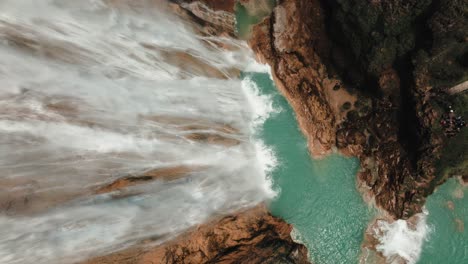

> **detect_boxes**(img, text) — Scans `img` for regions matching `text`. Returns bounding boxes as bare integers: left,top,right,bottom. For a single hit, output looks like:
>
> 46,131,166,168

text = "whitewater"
0,1,276,263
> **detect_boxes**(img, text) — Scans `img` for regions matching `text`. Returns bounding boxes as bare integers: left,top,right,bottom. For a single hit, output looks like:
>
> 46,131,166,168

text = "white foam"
374,210,430,264
240,77,277,130
253,141,277,198
244,56,272,73
239,75,278,199
0,120,159,153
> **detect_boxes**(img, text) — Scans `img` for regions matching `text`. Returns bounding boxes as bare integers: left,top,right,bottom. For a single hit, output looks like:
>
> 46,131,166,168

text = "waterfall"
0,1,275,263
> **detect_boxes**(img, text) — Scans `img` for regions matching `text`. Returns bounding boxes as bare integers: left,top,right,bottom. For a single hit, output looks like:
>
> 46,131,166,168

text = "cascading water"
373,211,430,264
0,1,276,263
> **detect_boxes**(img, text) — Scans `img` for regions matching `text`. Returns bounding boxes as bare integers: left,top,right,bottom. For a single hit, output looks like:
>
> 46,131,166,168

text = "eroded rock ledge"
249,0,338,157
82,205,310,264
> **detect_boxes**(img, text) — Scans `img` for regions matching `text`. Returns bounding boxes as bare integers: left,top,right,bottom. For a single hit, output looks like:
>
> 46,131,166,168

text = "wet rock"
179,1,236,35
184,132,240,146
82,205,311,264
95,166,203,194
169,0,237,37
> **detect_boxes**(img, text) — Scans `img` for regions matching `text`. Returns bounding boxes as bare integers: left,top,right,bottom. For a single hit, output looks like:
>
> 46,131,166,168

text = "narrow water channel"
242,72,373,263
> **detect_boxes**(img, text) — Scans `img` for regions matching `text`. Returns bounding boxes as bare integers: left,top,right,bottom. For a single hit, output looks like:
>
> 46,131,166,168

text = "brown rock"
171,1,237,37
178,0,237,13
248,0,341,157
184,132,240,146
378,68,400,98
82,205,311,264
95,166,204,194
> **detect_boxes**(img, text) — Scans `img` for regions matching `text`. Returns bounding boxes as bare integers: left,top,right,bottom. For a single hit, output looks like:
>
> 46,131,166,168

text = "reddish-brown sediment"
82,205,311,264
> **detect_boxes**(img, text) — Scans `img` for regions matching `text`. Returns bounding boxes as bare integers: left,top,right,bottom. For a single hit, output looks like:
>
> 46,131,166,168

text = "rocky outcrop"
249,0,412,209
249,0,467,219
249,0,341,156
176,0,237,12
169,0,237,36
323,0,467,218
82,205,311,264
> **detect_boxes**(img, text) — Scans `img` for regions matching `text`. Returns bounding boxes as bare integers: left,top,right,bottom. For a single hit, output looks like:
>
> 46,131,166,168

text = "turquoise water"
243,72,373,263
419,179,468,264
234,1,275,39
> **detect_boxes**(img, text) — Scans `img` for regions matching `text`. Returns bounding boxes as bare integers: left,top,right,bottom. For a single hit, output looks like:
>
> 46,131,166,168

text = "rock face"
249,0,340,156
326,0,467,219
169,0,237,36
249,0,467,219
177,0,237,12
83,206,311,264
